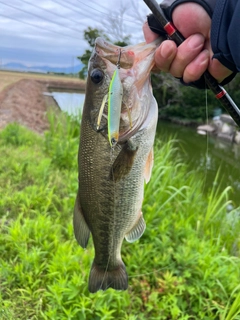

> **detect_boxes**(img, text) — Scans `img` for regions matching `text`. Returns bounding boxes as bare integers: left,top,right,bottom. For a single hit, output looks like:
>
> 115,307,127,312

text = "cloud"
0,0,149,67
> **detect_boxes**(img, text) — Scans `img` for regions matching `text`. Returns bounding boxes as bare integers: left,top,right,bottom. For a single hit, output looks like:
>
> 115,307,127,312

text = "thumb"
143,21,159,43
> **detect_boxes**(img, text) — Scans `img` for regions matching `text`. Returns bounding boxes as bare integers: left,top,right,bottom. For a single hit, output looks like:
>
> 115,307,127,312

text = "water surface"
157,121,240,207
52,92,85,116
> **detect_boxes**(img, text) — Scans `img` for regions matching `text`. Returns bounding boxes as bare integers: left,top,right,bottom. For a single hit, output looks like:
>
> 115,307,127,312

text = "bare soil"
0,71,85,134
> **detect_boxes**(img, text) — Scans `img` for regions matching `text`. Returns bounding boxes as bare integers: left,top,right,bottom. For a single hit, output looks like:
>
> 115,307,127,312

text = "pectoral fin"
109,140,138,182
125,212,146,243
144,147,154,183
73,193,90,248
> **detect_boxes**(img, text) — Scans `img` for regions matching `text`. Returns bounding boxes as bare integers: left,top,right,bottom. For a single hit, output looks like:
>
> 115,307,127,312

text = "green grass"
0,114,240,319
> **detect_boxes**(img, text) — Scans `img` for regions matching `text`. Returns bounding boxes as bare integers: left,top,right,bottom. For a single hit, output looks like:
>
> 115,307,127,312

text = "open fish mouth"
95,37,136,70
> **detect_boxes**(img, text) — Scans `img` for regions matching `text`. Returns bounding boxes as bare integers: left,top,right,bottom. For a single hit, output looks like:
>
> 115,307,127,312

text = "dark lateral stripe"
164,22,176,37
216,89,226,99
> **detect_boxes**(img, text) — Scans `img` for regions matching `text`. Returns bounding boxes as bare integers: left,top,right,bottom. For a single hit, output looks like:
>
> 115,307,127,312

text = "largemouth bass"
74,37,162,293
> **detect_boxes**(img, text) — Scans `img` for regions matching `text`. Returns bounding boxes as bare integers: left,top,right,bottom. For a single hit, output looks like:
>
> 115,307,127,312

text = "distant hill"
1,62,83,74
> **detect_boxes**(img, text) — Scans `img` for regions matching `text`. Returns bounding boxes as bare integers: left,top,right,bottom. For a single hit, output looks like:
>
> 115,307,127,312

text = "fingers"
143,3,233,84
182,50,209,83
154,33,207,81
169,34,206,78
154,40,177,72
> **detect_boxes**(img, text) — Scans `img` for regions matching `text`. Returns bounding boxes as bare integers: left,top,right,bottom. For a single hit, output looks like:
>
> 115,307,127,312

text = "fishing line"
92,107,111,291
99,48,124,290
202,86,209,192
100,251,111,291
97,134,118,291
98,146,117,291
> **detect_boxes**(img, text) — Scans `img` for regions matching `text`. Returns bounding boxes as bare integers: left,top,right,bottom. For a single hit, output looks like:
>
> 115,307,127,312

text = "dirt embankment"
0,76,85,134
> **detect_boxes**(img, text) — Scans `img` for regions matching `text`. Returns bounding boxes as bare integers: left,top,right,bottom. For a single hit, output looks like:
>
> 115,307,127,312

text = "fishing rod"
143,0,240,128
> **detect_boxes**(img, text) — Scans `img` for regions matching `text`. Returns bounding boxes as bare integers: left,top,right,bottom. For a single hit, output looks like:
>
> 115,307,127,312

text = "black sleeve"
211,0,240,73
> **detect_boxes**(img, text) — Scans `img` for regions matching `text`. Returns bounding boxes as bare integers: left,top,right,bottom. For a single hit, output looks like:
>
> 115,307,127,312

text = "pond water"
52,92,85,116
157,121,240,207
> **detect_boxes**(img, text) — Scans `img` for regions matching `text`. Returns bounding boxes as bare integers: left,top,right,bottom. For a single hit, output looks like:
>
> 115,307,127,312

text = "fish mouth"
95,37,136,69
93,37,161,143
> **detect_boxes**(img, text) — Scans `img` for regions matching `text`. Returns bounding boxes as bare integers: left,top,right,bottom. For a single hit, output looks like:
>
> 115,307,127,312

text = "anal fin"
125,212,146,243
73,193,90,248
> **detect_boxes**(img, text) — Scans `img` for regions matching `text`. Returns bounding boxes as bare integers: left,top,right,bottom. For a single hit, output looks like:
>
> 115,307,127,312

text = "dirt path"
0,72,85,133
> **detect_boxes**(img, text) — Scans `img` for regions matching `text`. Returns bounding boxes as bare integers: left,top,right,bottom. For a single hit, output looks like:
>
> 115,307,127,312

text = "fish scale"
74,36,163,293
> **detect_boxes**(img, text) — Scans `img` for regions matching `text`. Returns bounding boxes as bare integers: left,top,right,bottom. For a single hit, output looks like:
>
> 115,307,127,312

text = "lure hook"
116,49,122,69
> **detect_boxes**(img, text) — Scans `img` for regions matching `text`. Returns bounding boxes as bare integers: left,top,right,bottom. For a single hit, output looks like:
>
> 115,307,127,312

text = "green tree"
152,72,240,122
227,73,240,107
151,72,181,110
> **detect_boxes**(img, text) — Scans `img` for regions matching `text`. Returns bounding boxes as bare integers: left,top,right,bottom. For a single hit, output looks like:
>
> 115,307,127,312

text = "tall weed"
44,111,80,170
0,122,41,146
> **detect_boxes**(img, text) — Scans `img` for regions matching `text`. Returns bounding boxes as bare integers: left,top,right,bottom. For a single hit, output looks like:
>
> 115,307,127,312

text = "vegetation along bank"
0,112,240,319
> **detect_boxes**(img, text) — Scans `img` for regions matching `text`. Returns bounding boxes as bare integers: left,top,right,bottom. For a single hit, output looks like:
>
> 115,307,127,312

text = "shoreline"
0,74,86,133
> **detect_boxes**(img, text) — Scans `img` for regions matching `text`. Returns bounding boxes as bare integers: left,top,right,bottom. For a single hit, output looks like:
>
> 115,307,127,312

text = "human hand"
143,3,232,84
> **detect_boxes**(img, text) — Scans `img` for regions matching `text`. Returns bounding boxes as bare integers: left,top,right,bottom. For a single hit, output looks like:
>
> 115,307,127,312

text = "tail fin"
88,260,128,293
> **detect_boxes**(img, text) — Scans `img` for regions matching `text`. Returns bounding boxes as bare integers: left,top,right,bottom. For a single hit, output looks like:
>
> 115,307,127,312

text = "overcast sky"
0,0,150,68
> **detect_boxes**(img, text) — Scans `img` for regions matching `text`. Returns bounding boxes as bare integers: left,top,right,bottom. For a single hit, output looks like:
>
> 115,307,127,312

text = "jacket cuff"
179,72,237,90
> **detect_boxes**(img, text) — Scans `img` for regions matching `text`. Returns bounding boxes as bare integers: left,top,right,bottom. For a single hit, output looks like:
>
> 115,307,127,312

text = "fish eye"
90,69,104,84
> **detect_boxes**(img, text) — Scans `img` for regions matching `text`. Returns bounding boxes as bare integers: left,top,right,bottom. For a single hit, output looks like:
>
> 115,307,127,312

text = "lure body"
108,62,123,147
